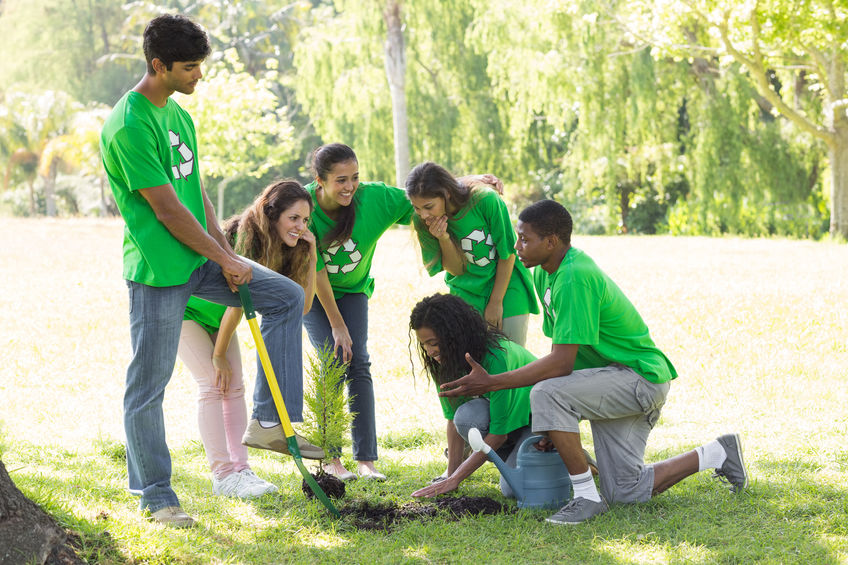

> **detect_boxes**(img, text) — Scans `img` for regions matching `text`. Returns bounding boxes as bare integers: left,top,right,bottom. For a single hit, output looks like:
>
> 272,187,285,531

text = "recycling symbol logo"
543,287,555,319
169,130,195,180
322,238,362,274
460,229,496,267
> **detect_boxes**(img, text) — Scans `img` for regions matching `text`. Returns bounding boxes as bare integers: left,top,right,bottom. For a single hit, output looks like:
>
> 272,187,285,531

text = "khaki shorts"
530,364,670,504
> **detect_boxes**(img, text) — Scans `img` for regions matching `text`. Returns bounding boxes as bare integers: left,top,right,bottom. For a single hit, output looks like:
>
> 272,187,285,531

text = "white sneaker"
213,472,257,499
239,469,279,497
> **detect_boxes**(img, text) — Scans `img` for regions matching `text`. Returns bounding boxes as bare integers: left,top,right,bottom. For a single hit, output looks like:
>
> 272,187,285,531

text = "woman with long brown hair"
178,180,321,498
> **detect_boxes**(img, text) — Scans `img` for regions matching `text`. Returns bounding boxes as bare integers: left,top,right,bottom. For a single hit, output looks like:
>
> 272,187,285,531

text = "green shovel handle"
237,284,256,320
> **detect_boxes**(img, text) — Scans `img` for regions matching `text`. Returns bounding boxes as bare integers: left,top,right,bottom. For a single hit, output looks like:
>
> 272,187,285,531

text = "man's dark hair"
518,199,573,246
143,14,211,75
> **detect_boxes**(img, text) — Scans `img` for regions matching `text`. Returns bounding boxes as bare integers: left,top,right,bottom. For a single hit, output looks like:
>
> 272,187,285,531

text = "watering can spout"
467,427,525,500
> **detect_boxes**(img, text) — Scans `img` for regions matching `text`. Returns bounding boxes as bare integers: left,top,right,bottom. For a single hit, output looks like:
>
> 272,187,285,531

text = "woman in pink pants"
178,180,318,498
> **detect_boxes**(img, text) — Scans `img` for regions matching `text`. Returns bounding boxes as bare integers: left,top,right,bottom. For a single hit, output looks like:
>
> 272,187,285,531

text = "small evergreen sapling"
300,343,355,467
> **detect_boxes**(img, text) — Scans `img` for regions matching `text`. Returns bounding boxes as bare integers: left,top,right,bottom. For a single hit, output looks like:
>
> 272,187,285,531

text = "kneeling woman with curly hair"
409,293,537,498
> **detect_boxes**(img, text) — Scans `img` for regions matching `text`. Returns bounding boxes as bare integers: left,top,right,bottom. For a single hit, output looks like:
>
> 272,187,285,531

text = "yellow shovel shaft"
245,316,296,439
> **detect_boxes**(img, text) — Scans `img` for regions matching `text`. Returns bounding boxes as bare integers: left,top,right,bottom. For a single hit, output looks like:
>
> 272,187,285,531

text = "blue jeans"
302,293,377,461
453,398,533,498
124,258,304,512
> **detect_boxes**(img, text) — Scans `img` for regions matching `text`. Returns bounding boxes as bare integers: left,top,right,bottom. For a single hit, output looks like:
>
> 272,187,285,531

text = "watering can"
468,427,572,509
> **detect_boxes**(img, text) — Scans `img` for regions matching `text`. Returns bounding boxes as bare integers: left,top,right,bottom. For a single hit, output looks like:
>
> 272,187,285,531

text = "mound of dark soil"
433,496,508,517
339,496,512,531
301,473,346,500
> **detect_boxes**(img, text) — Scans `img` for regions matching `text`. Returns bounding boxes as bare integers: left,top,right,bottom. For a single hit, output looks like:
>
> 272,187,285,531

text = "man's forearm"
491,347,577,390
202,188,237,258
159,205,234,265
141,184,234,267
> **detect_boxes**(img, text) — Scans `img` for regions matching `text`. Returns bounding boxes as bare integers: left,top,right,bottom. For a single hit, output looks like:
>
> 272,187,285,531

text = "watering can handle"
518,435,553,455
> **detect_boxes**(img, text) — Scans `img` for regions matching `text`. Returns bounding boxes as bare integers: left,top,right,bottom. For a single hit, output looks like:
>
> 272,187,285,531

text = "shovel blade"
238,284,339,518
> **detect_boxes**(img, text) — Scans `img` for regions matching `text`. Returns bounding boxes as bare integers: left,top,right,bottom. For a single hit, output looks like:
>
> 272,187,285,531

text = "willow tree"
629,0,848,238
293,0,507,183
471,0,684,232
293,1,396,180
404,0,505,174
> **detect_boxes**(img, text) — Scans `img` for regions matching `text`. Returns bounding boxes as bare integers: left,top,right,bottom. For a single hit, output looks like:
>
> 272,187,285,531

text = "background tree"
0,0,137,105
1,90,77,216
383,0,410,187
175,51,298,217
0,0,837,238
627,0,845,237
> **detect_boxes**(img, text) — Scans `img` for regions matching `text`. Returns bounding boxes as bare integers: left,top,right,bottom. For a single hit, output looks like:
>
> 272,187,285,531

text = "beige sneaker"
150,506,195,528
242,419,326,460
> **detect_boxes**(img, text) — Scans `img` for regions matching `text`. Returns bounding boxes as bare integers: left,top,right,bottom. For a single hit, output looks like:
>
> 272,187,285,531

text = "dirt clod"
302,472,346,499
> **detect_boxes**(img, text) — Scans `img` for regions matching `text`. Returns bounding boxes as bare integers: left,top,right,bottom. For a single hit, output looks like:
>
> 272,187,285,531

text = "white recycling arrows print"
460,228,497,267
169,130,195,180
322,238,362,274
543,287,555,319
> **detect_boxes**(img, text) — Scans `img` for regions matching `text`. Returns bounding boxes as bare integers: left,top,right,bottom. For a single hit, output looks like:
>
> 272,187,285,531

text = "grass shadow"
233,453,848,564
6,437,848,564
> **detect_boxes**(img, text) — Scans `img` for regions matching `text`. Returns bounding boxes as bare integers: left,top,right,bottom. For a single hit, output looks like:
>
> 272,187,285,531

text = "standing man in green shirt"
100,14,321,527
441,199,748,524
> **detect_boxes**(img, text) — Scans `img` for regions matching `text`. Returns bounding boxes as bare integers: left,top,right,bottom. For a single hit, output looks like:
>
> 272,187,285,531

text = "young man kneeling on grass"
440,199,747,525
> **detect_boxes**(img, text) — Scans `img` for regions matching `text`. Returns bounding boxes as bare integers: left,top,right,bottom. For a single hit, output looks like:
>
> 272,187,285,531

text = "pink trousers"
177,320,250,479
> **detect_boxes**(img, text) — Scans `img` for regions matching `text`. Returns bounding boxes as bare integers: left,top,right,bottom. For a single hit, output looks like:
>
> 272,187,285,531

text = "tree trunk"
217,176,237,220
43,160,58,217
98,176,117,217
28,179,37,216
383,1,410,188
0,460,83,565
830,126,848,238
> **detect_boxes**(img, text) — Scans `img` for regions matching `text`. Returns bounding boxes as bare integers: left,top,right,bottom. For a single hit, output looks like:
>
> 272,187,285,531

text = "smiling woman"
302,142,416,481
177,179,319,500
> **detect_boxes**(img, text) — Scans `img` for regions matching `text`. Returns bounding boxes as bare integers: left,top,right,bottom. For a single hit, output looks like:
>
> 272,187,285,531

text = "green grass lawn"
1,218,847,564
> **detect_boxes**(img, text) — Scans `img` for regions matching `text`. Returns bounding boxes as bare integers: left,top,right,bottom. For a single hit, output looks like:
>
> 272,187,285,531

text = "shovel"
237,284,340,517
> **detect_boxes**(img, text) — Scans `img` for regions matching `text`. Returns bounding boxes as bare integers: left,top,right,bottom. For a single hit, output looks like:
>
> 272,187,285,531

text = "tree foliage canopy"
0,0,840,238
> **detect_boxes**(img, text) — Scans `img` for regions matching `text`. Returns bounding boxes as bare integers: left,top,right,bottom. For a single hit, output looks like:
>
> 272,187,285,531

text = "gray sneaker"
242,419,325,460
545,497,609,525
714,433,748,492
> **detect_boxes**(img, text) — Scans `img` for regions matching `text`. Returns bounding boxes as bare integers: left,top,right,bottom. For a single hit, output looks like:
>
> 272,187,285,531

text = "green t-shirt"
306,181,413,298
416,187,539,317
100,91,207,286
183,296,227,334
534,247,677,384
439,339,536,435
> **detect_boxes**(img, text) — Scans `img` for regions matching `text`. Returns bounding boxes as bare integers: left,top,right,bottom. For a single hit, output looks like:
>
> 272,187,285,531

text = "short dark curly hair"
518,199,572,246
409,293,504,390
143,14,211,75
